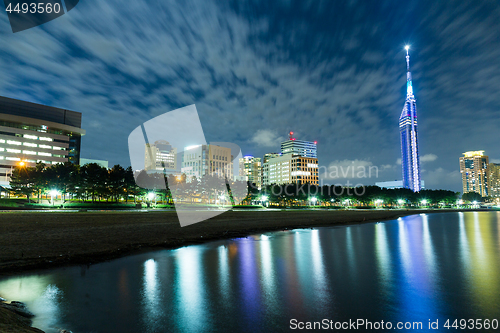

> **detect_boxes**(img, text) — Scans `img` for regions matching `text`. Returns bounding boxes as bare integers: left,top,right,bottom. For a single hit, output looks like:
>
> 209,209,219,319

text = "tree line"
9,161,463,206
10,162,142,203
251,184,460,206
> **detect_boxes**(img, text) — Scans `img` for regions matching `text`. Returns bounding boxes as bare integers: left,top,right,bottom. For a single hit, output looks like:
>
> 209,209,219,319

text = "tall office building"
239,155,262,189
144,140,177,173
0,96,85,186
459,151,489,197
281,132,317,158
488,163,500,198
399,46,422,192
262,154,318,186
263,153,279,163
181,144,233,181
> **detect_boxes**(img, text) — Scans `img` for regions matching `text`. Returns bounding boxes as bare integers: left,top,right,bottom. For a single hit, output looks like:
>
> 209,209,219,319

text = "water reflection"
0,212,499,333
0,277,62,331
174,246,207,332
142,259,161,332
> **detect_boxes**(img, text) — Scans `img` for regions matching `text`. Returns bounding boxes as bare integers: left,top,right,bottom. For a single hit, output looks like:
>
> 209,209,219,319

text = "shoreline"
0,208,489,275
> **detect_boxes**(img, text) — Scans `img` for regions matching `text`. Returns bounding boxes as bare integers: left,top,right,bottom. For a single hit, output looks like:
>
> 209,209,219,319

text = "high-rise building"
459,151,489,197
181,144,233,181
262,154,318,186
239,155,262,189
0,96,85,186
263,153,279,163
488,163,500,198
281,132,317,158
399,46,422,192
144,140,177,173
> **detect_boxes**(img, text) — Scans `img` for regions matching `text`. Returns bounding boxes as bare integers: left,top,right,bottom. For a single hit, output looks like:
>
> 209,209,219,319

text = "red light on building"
314,141,317,144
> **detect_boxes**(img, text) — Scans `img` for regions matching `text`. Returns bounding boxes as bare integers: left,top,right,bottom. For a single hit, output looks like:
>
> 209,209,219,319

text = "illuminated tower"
399,46,421,192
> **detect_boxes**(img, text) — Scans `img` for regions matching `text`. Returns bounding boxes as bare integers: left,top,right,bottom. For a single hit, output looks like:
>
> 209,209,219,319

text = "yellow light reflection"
463,212,500,317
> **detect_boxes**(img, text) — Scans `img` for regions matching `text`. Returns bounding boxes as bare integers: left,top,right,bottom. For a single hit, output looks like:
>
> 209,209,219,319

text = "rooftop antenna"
289,131,295,141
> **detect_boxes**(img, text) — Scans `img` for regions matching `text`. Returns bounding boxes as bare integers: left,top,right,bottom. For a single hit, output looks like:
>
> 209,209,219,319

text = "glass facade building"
459,151,489,197
399,48,422,192
489,163,500,198
239,155,262,189
281,138,317,158
0,96,85,186
181,144,233,181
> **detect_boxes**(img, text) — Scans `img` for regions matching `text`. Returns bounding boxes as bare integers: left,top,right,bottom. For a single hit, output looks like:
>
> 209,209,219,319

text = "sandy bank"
0,208,482,274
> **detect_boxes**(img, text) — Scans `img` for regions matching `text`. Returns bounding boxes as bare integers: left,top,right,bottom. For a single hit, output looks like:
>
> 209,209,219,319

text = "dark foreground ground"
0,208,488,332
0,208,483,274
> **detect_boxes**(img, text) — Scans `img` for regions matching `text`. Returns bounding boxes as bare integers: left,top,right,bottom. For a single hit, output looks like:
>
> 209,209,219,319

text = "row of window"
0,121,66,135
0,156,61,164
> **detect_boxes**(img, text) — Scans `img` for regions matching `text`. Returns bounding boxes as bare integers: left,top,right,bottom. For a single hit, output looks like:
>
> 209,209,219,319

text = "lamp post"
260,195,268,207
50,189,59,207
310,197,318,206
147,192,155,207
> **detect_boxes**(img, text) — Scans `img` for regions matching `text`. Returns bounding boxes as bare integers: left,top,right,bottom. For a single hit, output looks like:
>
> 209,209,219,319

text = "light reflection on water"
0,212,499,333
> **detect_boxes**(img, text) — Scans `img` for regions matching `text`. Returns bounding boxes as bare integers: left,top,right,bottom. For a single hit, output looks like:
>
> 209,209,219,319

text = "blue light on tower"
399,45,422,192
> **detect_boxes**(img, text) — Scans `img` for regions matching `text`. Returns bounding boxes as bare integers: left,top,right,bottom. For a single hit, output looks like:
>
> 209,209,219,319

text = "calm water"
1,212,500,332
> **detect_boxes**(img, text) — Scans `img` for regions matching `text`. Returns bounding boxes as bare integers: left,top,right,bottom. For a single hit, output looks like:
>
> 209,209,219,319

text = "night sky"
1,0,499,192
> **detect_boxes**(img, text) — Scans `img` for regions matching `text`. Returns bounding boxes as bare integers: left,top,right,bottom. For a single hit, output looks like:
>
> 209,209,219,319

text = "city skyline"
1,1,499,192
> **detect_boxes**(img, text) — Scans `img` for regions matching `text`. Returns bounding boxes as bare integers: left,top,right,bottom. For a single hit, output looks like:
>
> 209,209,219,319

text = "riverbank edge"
0,300,43,333
0,208,487,276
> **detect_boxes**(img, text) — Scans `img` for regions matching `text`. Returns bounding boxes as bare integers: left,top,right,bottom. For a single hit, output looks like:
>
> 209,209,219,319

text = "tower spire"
399,45,421,192
405,45,413,98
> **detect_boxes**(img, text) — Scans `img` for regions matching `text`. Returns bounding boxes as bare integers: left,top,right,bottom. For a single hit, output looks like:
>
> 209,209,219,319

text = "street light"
219,194,226,206
50,189,60,207
260,195,268,207
398,199,405,205
375,199,383,206
310,197,318,206
421,199,428,206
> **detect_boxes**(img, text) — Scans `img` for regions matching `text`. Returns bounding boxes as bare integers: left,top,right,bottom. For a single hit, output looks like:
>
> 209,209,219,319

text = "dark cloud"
0,0,499,191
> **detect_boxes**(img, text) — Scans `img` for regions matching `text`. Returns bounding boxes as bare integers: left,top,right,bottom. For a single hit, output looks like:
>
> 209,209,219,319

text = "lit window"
6,157,21,161
39,137,53,141
0,148,3,152
24,134,38,140
6,148,21,153
7,140,22,145
23,142,38,147
0,156,3,160
39,145,52,149
24,151,37,155
53,146,63,151
38,152,51,157
0,139,4,143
